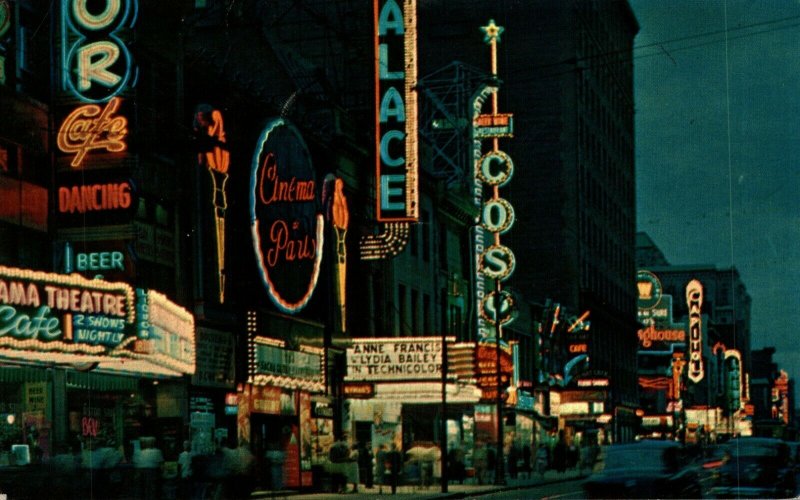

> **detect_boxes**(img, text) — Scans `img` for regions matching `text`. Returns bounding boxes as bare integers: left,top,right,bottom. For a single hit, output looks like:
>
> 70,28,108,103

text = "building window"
423,293,431,333
411,288,419,335
398,284,407,335
422,210,430,262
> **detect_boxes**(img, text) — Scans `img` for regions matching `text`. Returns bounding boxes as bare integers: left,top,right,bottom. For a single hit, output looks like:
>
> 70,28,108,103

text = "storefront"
238,333,326,490
0,265,196,464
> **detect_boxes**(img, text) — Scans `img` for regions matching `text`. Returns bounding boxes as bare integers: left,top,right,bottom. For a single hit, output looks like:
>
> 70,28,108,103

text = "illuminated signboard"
249,118,324,314
322,176,349,332
724,349,744,413
253,342,322,381
58,180,132,214
0,265,134,355
60,0,138,103
637,325,686,349
637,270,663,311
374,0,418,222
134,288,195,375
686,279,703,383
194,104,229,303
346,337,443,381
56,98,129,167
475,20,516,337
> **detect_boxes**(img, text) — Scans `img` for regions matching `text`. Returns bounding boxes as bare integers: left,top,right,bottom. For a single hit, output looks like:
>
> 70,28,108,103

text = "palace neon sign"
250,119,324,313
686,279,704,383
57,97,128,167
374,0,418,222
61,0,138,103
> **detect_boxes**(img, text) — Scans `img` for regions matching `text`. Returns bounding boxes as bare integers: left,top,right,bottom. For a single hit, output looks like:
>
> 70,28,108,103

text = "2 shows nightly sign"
0,265,194,376
249,119,323,314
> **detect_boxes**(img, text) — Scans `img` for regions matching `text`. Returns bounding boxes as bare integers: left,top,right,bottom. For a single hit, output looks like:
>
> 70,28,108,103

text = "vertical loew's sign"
374,0,418,222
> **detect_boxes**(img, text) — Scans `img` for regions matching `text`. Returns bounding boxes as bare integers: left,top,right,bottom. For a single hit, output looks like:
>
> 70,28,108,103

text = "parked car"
582,440,703,498
707,437,796,499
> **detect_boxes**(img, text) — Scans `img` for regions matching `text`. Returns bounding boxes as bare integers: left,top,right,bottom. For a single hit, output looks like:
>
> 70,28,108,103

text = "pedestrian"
508,443,519,479
579,441,592,475
553,431,567,474
473,441,488,485
520,442,531,479
224,439,255,499
357,442,373,489
387,443,402,495
486,443,497,483
177,440,194,500
375,444,387,493
133,436,165,500
535,443,548,477
348,443,360,492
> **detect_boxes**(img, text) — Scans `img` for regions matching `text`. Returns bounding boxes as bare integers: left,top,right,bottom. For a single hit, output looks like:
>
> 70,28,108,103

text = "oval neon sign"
249,119,324,313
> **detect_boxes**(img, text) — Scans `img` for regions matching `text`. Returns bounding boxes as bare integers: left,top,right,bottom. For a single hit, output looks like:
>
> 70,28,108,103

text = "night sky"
631,1,800,384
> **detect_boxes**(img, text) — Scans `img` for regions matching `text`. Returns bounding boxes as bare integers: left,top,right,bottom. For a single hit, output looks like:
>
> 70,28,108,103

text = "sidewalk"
251,468,588,499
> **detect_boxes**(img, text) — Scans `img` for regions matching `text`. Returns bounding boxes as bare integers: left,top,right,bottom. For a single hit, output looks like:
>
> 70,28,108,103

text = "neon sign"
637,270,663,310
686,279,703,383
360,0,417,260
61,0,138,103
0,265,134,354
58,180,132,214
374,0,418,222
476,20,516,333
637,325,686,348
249,119,323,313
57,97,128,167
194,105,230,303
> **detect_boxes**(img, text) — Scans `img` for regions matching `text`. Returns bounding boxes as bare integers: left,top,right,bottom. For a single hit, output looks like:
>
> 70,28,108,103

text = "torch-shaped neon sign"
194,105,230,303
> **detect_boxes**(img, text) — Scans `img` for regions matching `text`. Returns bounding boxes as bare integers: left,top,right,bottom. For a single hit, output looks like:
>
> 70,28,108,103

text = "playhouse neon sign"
61,0,138,103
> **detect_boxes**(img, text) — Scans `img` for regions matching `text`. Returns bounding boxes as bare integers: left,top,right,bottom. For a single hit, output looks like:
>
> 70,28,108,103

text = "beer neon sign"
61,0,138,103
249,119,324,313
686,279,704,383
57,97,129,167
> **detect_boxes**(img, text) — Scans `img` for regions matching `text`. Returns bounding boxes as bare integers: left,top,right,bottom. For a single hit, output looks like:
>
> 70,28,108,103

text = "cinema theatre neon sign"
61,0,138,103
686,279,704,383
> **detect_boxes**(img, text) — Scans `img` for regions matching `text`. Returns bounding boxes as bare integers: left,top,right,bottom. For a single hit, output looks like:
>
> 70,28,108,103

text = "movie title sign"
346,337,443,381
253,343,323,382
61,0,137,103
0,265,133,352
374,0,418,222
249,118,324,314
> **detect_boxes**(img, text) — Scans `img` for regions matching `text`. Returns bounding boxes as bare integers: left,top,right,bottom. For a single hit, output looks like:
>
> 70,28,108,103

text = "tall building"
418,0,641,440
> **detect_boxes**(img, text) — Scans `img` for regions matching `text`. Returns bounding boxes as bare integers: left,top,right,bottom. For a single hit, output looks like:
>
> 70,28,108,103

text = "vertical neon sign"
686,279,703,383
476,20,516,336
61,0,138,103
194,105,230,304
360,0,417,260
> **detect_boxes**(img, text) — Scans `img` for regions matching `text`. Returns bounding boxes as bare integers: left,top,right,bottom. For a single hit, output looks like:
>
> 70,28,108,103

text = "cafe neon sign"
57,97,128,168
